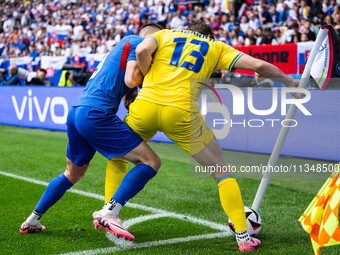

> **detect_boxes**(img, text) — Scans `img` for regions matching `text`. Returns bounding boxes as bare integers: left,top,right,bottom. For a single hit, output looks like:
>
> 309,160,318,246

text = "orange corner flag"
299,169,340,255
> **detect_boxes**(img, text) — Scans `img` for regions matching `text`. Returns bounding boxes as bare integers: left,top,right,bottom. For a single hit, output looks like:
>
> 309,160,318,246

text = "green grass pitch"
0,125,339,254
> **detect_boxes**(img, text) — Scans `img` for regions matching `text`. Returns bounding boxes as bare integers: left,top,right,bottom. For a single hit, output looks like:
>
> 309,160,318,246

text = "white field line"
0,170,228,232
123,213,171,228
0,171,231,254
62,232,230,255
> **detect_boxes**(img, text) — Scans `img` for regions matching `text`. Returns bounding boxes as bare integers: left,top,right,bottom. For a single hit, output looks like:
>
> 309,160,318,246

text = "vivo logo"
11,89,68,124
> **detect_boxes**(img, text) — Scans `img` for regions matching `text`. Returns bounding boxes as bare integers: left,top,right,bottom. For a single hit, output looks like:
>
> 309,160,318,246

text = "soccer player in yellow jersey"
100,20,299,251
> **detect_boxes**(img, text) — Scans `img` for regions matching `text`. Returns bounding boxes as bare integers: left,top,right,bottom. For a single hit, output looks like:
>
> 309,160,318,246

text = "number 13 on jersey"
169,37,210,73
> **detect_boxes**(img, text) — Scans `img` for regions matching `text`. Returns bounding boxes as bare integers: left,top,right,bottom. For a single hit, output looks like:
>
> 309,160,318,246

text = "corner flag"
299,169,340,255
310,25,340,90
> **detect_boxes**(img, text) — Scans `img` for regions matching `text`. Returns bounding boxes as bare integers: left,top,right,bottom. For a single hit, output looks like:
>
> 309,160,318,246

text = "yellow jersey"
137,29,243,112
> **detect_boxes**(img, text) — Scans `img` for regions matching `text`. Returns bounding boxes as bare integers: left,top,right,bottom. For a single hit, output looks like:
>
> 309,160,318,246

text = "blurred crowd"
0,0,340,60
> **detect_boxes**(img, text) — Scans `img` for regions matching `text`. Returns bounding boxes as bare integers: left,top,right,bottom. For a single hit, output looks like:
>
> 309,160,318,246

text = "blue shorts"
66,106,143,166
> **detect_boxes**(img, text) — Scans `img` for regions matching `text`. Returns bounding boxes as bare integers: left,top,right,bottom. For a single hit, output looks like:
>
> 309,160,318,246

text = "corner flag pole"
252,28,329,211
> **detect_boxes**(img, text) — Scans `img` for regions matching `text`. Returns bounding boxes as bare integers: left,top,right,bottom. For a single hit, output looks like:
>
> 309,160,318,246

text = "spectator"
255,27,264,45
244,28,256,46
139,0,151,24
273,27,286,44
226,14,237,32
220,14,229,31
324,15,334,25
168,0,178,14
3,14,14,33
73,20,84,41
269,4,280,25
289,22,301,43
156,1,168,28
288,3,299,22
207,0,218,16
240,16,249,33
27,68,52,86
259,5,272,25
248,12,261,30
214,27,227,42
303,19,316,41
322,0,332,15
300,33,309,42
299,0,308,20
276,0,285,13
234,21,245,38
229,29,244,47
260,27,277,45
185,13,195,27
335,9,340,36
292,34,300,43
310,0,323,19
279,1,290,24
1,65,20,86
170,10,186,29
0,0,328,77
249,36,257,45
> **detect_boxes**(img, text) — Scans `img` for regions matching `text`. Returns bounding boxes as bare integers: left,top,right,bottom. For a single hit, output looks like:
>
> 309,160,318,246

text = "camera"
62,63,92,86
62,63,85,72
17,67,38,82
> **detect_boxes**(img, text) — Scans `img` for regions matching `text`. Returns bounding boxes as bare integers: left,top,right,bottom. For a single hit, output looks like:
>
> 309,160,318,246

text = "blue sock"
112,164,157,206
35,174,73,214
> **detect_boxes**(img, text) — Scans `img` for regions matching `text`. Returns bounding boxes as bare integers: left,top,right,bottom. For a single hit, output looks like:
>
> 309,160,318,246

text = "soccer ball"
228,206,262,237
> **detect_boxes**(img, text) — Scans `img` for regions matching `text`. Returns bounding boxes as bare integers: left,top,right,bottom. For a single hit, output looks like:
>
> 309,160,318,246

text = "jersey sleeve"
215,42,244,72
127,37,144,62
148,29,167,49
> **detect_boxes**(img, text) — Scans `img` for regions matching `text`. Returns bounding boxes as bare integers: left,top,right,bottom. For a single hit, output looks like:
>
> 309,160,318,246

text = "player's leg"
93,142,160,240
105,159,128,203
107,141,160,206
20,107,96,234
99,100,160,213
161,107,260,251
103,108,156,202
81,104,159,239
103,99,159,202
192,137,260,251
163,107,249,235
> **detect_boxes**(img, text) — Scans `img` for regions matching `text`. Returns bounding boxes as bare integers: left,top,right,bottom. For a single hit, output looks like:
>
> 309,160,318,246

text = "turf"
0,125,339,254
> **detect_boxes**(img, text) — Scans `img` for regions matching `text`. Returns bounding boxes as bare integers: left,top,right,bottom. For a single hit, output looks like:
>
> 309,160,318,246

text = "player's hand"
124,87,138,111
286,79,302,99
288,79,300,88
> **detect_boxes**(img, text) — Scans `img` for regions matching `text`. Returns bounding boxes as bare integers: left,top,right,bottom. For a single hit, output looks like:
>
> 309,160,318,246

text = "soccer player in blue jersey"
19,24,162,240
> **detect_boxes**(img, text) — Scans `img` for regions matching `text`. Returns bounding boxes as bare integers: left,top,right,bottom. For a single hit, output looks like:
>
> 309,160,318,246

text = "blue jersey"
73,35,143,113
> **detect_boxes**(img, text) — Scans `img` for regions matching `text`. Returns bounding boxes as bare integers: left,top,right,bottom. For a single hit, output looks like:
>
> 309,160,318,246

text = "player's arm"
125,60,143,88
234,54,299,88
135,37,158,76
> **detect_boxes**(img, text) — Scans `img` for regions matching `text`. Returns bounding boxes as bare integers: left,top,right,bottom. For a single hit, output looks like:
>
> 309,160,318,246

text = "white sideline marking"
62,232,230,255
0,171,231,254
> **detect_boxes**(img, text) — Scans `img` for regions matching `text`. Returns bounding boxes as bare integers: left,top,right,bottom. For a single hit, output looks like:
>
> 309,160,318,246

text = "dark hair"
140,23,164,31
292,23,300,29
39,68,47,75
187,19,214,39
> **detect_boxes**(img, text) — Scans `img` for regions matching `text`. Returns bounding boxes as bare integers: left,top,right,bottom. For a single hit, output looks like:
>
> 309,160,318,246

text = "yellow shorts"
125,99,214,155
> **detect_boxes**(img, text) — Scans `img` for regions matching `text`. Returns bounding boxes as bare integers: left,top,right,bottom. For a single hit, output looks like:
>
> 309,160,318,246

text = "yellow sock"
105,158,128,203
217,176,247,233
